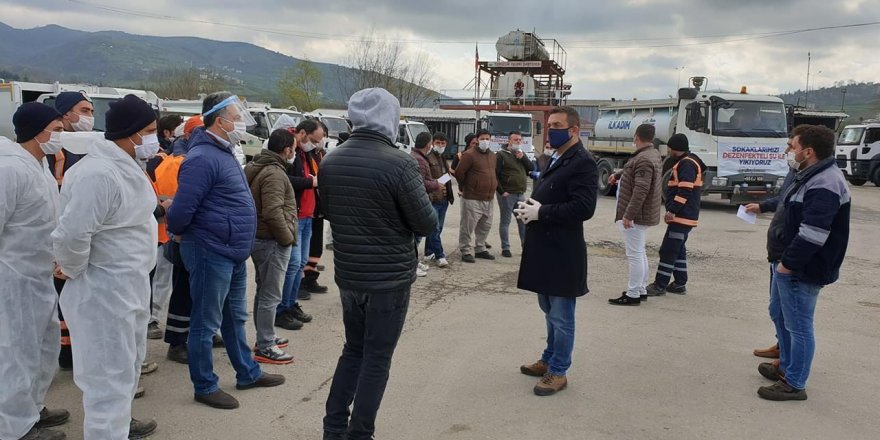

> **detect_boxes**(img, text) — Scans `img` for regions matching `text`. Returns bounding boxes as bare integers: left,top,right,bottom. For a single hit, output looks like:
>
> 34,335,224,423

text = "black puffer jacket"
319,129,437,292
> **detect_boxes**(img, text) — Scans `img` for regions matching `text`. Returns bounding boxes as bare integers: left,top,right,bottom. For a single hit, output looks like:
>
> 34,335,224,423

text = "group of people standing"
0,84,852,440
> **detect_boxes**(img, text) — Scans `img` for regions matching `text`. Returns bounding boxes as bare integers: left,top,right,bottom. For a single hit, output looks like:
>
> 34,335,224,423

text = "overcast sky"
2,0,879,100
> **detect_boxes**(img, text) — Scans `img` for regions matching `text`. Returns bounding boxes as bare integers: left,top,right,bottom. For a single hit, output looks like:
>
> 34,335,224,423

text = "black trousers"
309,217,325,260
163,263,192,346
323,287,411,440
654,223,692,287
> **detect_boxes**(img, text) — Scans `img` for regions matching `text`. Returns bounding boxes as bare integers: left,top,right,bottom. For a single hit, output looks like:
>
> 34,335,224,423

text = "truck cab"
836,123,880,186
482,112,535,161
396,120,430,154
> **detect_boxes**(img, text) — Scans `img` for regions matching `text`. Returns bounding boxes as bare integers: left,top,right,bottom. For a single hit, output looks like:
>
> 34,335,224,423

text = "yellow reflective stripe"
677,182,695,189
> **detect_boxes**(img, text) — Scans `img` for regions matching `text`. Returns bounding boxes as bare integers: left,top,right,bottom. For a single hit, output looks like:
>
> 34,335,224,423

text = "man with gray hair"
319,88,436,440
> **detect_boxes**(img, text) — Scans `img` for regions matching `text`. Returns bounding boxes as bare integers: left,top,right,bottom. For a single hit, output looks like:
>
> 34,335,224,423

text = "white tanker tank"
593,105,677,144
496,30,550,61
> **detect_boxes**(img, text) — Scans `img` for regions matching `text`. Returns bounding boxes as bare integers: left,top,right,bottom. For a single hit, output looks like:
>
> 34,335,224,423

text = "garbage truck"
588,77,790,204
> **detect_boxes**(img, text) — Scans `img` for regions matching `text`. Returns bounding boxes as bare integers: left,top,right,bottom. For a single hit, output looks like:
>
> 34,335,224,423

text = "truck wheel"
597,159,615,196
849,178,867,186
873,168,880,187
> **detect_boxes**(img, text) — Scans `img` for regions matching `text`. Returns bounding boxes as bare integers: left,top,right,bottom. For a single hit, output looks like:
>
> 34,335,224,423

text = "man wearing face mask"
645,134,705,297
274,120,323,330
46,92,94,187
515,106,598,397
453,129,497,263
48,91,95,371
167,92,284,410
1,103,69,440
755,125,850,402
495,130,533,258
423,132,454,268
51,94,159,439
530,142,554,180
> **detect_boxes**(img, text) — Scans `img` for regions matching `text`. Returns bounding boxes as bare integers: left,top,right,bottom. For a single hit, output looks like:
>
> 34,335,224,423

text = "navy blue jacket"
770,158,850,286
166,127,257,263
517,142,598,297
665,153,704,227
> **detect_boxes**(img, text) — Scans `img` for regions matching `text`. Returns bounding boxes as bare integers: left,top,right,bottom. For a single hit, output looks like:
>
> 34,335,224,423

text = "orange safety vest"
667,156,703,227
53,150,66,186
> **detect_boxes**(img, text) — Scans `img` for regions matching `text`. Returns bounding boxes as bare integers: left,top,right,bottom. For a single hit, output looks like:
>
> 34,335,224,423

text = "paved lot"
45,181,880,439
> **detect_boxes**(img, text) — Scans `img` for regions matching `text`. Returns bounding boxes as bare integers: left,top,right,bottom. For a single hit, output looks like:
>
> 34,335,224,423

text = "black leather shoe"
194,390,239,409
474,251,495,260
666,282,687,295
645,283,666,296
757,380,807,401
501,250,512,258
289,304,313,323
212,334,225,348
275,314,304,330
608,293,641,306
167,344,188,364
20,426,66,440
129,418,157,439
758,362,783,381
461,254,475,263
237,372,285,390
35,407,70,428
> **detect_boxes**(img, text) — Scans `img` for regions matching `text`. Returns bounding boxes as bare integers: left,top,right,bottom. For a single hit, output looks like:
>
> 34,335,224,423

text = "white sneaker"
422,254,435,263
437,258,449,268
416,267,428,277
417,262,429,272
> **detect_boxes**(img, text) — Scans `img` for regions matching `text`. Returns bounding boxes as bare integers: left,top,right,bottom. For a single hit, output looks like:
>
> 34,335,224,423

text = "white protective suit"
51,137,158,440
0,138,61,440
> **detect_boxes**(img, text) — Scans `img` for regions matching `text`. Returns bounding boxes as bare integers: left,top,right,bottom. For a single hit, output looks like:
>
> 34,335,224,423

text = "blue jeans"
324,287,411,440
424,202,448,259
279,217,313,314
537,294,577,376
181,240,262,395
769,268,821,390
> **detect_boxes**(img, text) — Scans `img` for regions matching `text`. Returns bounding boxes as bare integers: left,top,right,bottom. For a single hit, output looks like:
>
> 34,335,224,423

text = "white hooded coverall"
0,138,61,440
51,137,157,440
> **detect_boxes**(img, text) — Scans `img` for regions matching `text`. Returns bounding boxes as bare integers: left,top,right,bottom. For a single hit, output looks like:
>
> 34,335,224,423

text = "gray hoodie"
347,88,400,141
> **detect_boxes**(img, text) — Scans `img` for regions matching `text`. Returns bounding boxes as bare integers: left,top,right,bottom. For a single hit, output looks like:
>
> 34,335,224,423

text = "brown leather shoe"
753,343,779,358
534,373,567,396
520,360,548,377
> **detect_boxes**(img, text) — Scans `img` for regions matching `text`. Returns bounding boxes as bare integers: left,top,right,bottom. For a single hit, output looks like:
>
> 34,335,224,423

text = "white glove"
514,198,542,224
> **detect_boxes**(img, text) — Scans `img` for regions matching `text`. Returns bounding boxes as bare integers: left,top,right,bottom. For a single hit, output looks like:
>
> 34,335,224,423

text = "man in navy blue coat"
167,92,285,410
515,106,598,396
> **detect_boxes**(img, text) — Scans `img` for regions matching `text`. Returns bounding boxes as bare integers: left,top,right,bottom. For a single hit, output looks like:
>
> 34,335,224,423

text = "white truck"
395,120,431,154
481,112,535,161
589,77,790,204
0,80,160,140
835,122,880,186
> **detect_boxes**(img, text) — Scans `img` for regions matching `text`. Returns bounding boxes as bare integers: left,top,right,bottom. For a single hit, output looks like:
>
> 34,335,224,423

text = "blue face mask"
547,128,571,148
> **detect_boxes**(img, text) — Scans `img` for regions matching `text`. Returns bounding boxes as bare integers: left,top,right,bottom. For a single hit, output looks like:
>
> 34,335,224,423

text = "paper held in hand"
737,205,757,224
437,173,452,185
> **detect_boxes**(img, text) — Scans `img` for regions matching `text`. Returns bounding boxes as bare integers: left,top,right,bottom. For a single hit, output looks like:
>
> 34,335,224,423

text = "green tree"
278,60,323,112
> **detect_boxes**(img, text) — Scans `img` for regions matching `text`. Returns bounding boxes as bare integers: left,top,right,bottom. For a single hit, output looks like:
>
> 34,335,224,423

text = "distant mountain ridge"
0,22,431,107
778,82,880,123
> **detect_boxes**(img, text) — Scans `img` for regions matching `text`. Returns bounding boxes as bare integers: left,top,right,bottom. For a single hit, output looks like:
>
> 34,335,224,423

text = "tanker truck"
588,77,790,204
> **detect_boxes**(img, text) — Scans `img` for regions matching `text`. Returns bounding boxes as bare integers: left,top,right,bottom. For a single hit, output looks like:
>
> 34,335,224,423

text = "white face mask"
134,133,161,160
301,141,317,152
786,151,805,171
70,115,95,132
221,118,247,146
478,140,491,152
509,143,521,152
433,145,445,155
543,148,554,157
39,130,63,155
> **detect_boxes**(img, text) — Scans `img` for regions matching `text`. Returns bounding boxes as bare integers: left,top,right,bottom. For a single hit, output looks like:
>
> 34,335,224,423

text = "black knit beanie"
13,102,62,143
104,94,157,141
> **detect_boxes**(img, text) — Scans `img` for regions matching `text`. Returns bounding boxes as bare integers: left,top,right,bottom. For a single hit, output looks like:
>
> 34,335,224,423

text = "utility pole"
804,51,811,107
841,87,847,111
